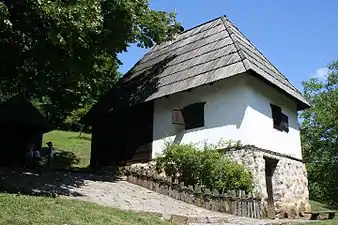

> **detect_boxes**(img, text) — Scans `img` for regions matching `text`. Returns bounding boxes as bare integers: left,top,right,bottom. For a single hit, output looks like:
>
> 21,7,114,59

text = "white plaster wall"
152,74,303,160
241,76,302,159
152,76,249,157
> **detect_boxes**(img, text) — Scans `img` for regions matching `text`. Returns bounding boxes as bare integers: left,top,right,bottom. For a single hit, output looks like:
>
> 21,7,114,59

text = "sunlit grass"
41,130,91,169
0,193,172,225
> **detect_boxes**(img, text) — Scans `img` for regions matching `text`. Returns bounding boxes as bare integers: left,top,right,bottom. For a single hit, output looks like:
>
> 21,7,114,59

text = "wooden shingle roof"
82,16,310,124
0,95,54,133
124,16,309,109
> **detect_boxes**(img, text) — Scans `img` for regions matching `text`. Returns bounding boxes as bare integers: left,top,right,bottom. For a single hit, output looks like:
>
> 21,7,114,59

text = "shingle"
207,62,246,82
119,16,310,110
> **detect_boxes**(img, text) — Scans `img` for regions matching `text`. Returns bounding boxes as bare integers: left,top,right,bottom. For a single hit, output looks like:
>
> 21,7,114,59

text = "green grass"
42,130,91,169
0,131,173,224
309,200,337,212
0,193,173,225
296,200,337,225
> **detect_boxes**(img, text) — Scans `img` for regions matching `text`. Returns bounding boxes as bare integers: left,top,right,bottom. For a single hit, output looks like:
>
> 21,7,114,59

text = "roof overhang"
247,69,311,111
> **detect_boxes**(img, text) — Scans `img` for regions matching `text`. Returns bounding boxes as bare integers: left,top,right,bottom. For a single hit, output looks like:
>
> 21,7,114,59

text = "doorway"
264,157,278,218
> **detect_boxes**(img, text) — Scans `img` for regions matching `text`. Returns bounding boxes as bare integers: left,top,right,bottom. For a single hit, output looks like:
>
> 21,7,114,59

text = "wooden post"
238,190,242,216
231,190,237,215
241,190,246,217
247,192,253,218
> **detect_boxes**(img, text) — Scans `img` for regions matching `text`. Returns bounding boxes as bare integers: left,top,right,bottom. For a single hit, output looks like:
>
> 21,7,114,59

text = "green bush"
156,142,253,192
63,103,94,132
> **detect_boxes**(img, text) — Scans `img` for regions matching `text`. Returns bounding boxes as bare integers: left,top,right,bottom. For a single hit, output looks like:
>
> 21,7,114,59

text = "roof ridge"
180,15,225,34
123,17,226,80
220,16,248,70
134,28,226,70
224,17,302,94
141,17,225,60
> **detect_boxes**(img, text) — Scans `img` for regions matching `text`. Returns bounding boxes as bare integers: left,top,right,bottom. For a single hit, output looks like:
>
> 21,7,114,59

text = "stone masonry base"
224,146,311,218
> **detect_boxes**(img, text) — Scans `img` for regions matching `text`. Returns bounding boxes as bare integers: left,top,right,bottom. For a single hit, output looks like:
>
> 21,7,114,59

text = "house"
0,95,54,166
82,16,311,216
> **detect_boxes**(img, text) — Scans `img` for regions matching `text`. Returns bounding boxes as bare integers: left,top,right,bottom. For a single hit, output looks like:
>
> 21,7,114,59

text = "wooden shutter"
281,113,289,133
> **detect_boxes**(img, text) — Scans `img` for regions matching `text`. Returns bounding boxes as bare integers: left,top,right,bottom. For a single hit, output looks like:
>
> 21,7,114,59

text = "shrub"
63,103,94,132
156,141,253,192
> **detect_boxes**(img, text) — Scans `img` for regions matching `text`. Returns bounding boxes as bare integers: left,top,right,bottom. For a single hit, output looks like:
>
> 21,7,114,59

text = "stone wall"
224,146,310,218
122,145,310,219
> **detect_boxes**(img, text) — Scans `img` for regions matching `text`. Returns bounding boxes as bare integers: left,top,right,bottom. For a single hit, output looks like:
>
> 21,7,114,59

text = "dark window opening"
281,113,289,133
182,102,205,130
270,104,289,133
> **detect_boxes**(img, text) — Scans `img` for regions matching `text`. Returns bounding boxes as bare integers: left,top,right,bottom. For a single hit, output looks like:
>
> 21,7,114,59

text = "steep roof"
0,95,54,133
82,16,310,124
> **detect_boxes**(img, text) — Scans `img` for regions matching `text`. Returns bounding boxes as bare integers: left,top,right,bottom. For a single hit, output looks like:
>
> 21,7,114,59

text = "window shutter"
281,113,289,133
172,108,185,125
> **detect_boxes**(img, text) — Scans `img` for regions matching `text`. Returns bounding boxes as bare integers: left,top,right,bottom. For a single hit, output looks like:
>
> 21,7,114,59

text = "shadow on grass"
0,148,122,198
39,147,81,170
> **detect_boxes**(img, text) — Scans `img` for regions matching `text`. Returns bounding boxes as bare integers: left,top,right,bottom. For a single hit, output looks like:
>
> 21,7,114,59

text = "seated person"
25,143,34,168
33,149,41,160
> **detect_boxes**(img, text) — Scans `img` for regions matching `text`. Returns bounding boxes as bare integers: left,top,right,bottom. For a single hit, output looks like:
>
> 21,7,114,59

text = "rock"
224,147,310,218
169,214,189,224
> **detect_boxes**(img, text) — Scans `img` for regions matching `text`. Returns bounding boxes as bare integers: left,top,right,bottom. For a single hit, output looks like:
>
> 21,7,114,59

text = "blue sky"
118,0,338,90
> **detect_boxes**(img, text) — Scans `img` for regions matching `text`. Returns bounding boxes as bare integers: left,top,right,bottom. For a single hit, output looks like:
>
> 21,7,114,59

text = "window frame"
270,104,289,133
182,102,206,130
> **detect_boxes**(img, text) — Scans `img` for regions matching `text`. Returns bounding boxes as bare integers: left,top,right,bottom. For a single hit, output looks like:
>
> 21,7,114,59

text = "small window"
270,104,289,133
182,102,205,130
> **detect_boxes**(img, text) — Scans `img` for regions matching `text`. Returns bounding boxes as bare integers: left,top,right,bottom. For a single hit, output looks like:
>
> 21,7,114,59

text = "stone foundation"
123,145,311,219
224,146,310,218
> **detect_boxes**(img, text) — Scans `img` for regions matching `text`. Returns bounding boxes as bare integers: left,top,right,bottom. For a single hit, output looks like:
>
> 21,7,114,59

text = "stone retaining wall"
224,146,310,218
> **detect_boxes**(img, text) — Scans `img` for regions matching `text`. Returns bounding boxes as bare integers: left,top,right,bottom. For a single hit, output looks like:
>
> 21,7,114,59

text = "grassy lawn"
42,130,91,169
0,193,172,225
296,200,337,225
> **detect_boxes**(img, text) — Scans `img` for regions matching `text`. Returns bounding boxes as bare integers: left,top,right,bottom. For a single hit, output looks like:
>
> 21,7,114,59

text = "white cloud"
312,67,329,79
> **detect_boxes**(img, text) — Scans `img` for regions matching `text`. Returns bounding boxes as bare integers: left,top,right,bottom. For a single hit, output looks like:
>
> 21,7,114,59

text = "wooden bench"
305,211,336,220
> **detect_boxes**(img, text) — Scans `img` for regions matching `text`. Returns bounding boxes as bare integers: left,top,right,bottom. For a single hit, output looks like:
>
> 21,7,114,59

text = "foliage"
300,60,338,206
0,193,173,225
0,0,180,128
63,102,94,132
156,142,253,192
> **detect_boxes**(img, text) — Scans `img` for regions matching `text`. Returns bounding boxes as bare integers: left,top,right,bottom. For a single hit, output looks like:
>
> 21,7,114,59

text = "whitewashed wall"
241,76,302,159
152,74,303,160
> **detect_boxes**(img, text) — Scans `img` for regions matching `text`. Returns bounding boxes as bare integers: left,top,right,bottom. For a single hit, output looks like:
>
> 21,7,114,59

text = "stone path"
0,168,311,225
68,179,229,216
65,178,307,225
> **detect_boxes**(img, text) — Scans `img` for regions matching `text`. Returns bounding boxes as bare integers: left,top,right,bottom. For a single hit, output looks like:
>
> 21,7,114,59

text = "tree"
300,60,338,205
0,0,180,126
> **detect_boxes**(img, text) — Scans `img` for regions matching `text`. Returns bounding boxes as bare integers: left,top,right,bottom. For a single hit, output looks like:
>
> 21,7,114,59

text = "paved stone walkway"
65,178,308,225
68,179,227,217
0,168,311,225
